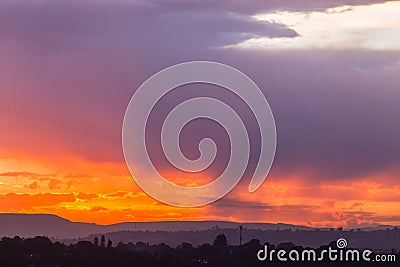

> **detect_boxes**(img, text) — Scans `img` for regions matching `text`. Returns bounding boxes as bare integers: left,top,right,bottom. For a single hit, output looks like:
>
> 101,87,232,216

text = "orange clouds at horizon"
0,149,399,228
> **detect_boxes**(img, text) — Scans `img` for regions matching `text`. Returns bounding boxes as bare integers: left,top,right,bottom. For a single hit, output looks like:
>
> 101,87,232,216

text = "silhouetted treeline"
0,234,398,267
68,227,400,249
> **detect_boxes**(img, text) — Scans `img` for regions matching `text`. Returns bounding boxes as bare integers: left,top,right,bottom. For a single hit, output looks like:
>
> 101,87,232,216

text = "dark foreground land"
0,235,398,267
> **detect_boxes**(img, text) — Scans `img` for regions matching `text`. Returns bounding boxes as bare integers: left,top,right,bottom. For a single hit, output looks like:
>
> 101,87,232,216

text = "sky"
0,0,399,228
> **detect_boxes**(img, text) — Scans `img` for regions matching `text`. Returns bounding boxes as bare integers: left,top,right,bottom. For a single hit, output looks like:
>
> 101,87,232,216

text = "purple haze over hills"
0,213,394,239
0,213,312,239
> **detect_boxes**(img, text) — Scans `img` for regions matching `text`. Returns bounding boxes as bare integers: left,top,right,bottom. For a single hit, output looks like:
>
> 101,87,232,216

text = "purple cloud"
0,0,398,185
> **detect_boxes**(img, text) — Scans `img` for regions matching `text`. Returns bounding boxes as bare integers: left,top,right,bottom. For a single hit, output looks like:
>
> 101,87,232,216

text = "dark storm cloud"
243,51,400,181
0,0,297,49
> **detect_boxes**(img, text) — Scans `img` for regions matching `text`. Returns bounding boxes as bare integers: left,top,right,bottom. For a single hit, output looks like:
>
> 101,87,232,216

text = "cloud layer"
0,0,399,226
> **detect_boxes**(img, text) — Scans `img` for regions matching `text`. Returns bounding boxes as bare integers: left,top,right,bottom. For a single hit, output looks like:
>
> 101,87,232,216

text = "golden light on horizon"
0,149,399,227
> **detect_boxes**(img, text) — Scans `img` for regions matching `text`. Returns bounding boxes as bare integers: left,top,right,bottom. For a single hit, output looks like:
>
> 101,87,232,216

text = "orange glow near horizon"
0,0,399,230
1,149,399,228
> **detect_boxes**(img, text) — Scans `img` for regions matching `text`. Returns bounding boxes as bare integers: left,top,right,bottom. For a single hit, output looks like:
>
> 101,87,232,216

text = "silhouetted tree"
100,235,105,247
244,239,261,249
107,239,112,248
213,234,228,247
93,236,99,246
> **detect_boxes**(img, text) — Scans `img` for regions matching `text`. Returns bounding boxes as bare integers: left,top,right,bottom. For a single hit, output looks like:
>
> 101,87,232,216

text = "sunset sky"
0,0,399,228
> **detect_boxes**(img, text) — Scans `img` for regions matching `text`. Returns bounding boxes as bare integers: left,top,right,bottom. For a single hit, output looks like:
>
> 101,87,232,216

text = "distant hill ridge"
0,213,395,240
0,213,313,239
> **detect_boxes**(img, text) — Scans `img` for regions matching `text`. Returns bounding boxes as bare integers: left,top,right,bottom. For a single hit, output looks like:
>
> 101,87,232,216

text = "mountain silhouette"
0,213,313,239
0,213,398,250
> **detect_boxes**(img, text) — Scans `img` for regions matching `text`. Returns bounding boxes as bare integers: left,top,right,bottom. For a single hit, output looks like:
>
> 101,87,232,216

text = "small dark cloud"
90,206,108,212
48,179,63,190
373,216,400,223
76,192,98,200
24,181,39,190
350,202,364,209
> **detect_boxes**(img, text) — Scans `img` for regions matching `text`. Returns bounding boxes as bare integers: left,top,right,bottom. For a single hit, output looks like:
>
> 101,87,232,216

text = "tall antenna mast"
239,225,243,245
